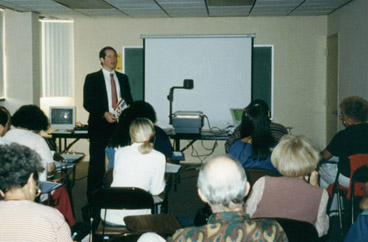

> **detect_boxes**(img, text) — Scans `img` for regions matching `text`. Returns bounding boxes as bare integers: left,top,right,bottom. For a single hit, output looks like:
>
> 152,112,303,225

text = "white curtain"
41,20,74,97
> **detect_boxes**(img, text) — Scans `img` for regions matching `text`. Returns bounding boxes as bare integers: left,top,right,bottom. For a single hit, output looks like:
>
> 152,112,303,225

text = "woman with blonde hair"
101,118,166,225
246,135,329,237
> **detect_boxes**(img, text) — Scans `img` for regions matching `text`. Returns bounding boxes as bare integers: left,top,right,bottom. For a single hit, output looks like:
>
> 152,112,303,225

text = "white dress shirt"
102,68,121,114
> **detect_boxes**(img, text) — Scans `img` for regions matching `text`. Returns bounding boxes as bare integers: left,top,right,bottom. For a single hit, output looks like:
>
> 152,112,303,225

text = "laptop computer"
230,108,243,126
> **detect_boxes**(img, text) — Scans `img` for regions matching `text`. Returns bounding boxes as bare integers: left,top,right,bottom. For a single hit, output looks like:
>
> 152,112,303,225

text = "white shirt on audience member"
101,142,166,225
3,128,55,165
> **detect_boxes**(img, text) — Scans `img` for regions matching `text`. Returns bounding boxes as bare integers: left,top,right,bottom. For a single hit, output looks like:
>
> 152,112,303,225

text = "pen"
72,232,77,240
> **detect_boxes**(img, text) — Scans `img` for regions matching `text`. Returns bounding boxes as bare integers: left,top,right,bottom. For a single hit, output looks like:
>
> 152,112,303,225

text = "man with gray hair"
171,155,287,242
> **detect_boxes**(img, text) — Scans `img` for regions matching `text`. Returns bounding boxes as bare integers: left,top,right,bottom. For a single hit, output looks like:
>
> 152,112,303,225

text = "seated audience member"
170,155,287,241
246,135,329,237
3,104,74,226
101,118,166,225
228,101,280,175
0,106,11,137
3,105,56,176
0,143,72,242
319,96,368,189
105,101,173,171
225,99,287,153
344,209,368,242
345,183,368,242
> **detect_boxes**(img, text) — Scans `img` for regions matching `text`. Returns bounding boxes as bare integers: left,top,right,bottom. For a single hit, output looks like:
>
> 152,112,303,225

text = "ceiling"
0,0,355,18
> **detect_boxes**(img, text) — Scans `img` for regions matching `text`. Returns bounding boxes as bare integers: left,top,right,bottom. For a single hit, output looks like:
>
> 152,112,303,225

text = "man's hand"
104,112,117,123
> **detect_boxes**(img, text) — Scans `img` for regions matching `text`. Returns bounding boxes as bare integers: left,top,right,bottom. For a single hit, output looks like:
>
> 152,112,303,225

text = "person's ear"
27,173,35,187
244,181,251,197
267,111,271,118
197,188,208,203
0,124,4,137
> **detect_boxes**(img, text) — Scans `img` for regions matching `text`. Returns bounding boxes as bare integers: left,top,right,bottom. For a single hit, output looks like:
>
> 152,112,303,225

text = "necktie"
110,73,118,109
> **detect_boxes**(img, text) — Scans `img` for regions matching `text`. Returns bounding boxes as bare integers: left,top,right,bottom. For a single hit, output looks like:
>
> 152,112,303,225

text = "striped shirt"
0,200,72,242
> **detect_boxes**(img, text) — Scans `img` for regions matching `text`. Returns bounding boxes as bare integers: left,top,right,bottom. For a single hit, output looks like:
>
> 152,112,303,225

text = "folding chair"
350,165,368,223
326,153,368,235
89,187,154,242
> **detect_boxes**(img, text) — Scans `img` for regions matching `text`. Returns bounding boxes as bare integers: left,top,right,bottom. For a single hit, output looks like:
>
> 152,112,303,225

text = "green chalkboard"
252,46,273,109
124,47,144,101
124,46,272,105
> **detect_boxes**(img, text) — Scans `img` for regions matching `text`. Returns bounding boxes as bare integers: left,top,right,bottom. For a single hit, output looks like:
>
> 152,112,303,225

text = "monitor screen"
230,108,243,125
49,106,75,130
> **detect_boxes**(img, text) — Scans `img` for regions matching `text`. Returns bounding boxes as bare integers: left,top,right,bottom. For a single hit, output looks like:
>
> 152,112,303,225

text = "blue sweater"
228,140,280,176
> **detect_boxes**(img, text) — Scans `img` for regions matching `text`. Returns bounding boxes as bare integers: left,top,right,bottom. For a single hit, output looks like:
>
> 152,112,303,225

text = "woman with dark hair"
3,105,75,226
105,101,173,171
225,99,287,153
319,96,368,188
0,143,72,242
228,101,280,175
3,105,56,176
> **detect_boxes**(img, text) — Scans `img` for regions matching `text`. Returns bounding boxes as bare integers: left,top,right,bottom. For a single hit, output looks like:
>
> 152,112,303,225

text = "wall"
328,0,368,130
0,12,329,161
2,10,40,114
73,16,328,151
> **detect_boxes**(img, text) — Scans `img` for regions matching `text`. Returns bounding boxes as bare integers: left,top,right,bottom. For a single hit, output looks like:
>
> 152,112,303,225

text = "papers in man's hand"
114,98,128,118
166,163,181,173
39,181,62,194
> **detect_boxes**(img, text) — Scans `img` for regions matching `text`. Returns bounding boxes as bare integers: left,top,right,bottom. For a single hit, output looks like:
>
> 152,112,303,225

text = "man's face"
100,49,117,72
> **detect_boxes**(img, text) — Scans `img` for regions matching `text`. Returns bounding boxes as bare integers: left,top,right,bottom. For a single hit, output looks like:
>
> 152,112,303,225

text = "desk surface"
165,128,230,140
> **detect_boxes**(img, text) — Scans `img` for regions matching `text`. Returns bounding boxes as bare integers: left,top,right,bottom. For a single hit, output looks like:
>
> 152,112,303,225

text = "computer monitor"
49,106,76,130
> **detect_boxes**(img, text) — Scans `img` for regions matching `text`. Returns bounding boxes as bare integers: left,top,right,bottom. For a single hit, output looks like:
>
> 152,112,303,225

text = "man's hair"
197,156,247,208
0,143,41,192
11,105,49,132
129,118,155,154
340,96,368,123
271,135,320,177
99,46,117,65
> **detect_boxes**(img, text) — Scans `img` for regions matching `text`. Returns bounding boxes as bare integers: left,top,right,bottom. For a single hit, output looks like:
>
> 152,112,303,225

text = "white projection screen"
143,34,254,129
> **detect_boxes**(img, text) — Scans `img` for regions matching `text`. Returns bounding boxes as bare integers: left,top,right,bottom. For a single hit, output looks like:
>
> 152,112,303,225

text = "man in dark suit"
83,46,133,198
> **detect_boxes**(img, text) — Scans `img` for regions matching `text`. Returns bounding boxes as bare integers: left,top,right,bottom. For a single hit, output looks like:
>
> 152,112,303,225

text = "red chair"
326,153,368,234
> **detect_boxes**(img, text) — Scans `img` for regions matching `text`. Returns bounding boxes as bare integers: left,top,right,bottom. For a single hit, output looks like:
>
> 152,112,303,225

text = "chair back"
274,218,319,242
246,169,277,186
347,154,368,199
89,187,154,211
350,165,368,223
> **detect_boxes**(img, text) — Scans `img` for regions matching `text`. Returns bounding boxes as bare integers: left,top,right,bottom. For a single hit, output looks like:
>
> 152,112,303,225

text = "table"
49,131,89,153
165,128,230,152
50,153,85,214
50,128,230,153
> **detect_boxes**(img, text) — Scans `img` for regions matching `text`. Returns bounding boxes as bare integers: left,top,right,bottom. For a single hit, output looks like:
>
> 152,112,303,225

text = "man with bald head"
171,155,287,242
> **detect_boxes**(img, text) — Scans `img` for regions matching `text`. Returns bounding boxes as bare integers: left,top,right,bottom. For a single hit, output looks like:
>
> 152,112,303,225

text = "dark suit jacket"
83,69,133,139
